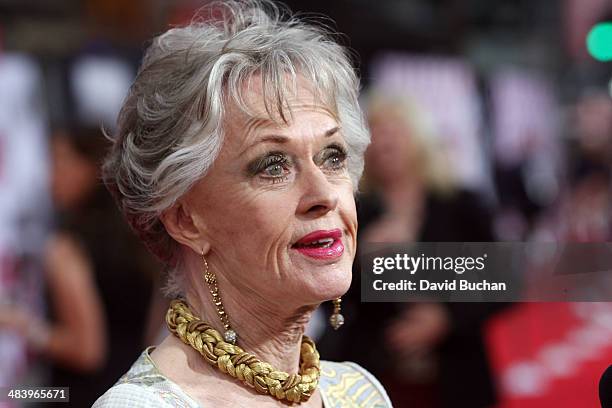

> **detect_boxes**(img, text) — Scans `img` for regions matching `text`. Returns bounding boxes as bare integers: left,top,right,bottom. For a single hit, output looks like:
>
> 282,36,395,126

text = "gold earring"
329,298,344,330
201,250,237,344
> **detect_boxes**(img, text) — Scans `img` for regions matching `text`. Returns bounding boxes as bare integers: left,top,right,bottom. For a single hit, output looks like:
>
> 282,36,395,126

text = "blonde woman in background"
318,89,502,408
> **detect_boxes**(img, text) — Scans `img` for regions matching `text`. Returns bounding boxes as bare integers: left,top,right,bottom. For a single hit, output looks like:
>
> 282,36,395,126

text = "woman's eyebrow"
239,126,341,157
238,134,289,157
324,126,341,137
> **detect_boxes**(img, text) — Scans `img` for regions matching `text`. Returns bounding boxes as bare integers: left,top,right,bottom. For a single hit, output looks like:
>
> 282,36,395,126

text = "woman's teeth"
298,238,334,248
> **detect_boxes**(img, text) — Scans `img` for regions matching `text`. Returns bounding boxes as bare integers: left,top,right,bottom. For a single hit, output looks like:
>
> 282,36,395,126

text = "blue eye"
255,153,290,182
320,145,348,171
325,154,343,169
263,162,286,177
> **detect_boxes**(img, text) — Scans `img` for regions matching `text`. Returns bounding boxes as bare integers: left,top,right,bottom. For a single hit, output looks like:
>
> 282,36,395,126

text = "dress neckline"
141,346,327,407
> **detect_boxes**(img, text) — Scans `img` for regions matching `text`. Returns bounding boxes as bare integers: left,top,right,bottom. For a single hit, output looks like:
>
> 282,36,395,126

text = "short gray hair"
103,0,370,292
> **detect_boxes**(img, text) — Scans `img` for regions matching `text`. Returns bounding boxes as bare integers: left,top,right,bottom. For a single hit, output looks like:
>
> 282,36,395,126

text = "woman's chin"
303,265,352,303
283,247,354,303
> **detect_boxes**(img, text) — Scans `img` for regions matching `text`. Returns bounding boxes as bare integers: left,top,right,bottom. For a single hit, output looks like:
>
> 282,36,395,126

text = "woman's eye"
321,146,348,170
263,163,286,177
325,154,343,168
253,153,291,183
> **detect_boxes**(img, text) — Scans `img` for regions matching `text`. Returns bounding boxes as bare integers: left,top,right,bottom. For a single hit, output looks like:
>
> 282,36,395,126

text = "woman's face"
366,113,415,182
183,80,357,309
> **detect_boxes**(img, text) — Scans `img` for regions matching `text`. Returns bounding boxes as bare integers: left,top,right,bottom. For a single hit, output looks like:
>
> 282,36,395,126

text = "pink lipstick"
292,228,344,260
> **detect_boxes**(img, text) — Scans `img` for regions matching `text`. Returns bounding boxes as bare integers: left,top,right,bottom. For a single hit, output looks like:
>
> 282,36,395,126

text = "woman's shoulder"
92,348,198,408
319,360,393,407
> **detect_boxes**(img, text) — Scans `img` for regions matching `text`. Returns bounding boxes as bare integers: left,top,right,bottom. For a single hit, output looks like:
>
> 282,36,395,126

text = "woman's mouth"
291,228,344,260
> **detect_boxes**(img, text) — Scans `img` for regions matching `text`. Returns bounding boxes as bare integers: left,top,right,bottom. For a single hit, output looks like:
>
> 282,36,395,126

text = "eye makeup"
246,151,291,177
317,143,348,171
244,139,349,185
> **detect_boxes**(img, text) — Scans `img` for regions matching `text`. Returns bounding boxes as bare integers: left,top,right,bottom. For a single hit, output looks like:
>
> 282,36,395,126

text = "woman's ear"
160,201,211,255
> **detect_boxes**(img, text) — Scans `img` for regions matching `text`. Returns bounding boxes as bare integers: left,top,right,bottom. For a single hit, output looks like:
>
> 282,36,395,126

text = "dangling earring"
329,298,344,330
201,250,237,344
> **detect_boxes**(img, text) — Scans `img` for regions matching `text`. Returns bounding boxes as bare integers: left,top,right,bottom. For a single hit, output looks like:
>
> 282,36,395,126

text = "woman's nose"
296,164,339,218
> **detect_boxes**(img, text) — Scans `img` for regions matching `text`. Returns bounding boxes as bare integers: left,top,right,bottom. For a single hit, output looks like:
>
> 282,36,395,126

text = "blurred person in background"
0,126,159,406
567,91,612,243
0,52,50,399
47,126,161,406
530,89,612,243
318,90,502,408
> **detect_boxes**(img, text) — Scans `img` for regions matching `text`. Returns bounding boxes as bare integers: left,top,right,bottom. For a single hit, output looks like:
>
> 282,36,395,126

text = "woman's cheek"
246,202,294,244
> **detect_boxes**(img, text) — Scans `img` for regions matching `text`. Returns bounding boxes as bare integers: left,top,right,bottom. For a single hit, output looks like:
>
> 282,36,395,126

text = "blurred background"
0,0,611,407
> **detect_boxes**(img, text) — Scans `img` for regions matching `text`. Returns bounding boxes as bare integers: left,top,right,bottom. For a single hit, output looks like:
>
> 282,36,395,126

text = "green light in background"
587,22,612,61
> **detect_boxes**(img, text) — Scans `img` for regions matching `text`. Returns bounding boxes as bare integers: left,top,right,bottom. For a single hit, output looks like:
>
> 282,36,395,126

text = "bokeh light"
586,22,612,61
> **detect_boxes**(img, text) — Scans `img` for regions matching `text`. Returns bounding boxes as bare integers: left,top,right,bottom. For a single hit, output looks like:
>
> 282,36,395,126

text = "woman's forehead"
226,73,337,121
225,104,341,151
224,92,339,141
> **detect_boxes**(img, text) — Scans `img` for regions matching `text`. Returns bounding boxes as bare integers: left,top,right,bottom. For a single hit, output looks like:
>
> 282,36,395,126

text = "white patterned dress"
93,347,392,407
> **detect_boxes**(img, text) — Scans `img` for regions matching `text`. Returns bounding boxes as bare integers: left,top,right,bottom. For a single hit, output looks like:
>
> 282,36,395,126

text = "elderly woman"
93,1,391,407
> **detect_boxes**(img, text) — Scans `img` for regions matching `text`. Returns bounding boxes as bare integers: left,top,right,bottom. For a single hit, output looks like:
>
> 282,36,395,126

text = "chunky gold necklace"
166,299,321,404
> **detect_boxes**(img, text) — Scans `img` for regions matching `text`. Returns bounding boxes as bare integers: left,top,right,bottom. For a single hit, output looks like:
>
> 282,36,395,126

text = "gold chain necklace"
166,299,321,404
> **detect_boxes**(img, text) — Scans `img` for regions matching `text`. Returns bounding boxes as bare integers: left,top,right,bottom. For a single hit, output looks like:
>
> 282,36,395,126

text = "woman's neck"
183,262,316,374
152,255,323,407
153,334,322,407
